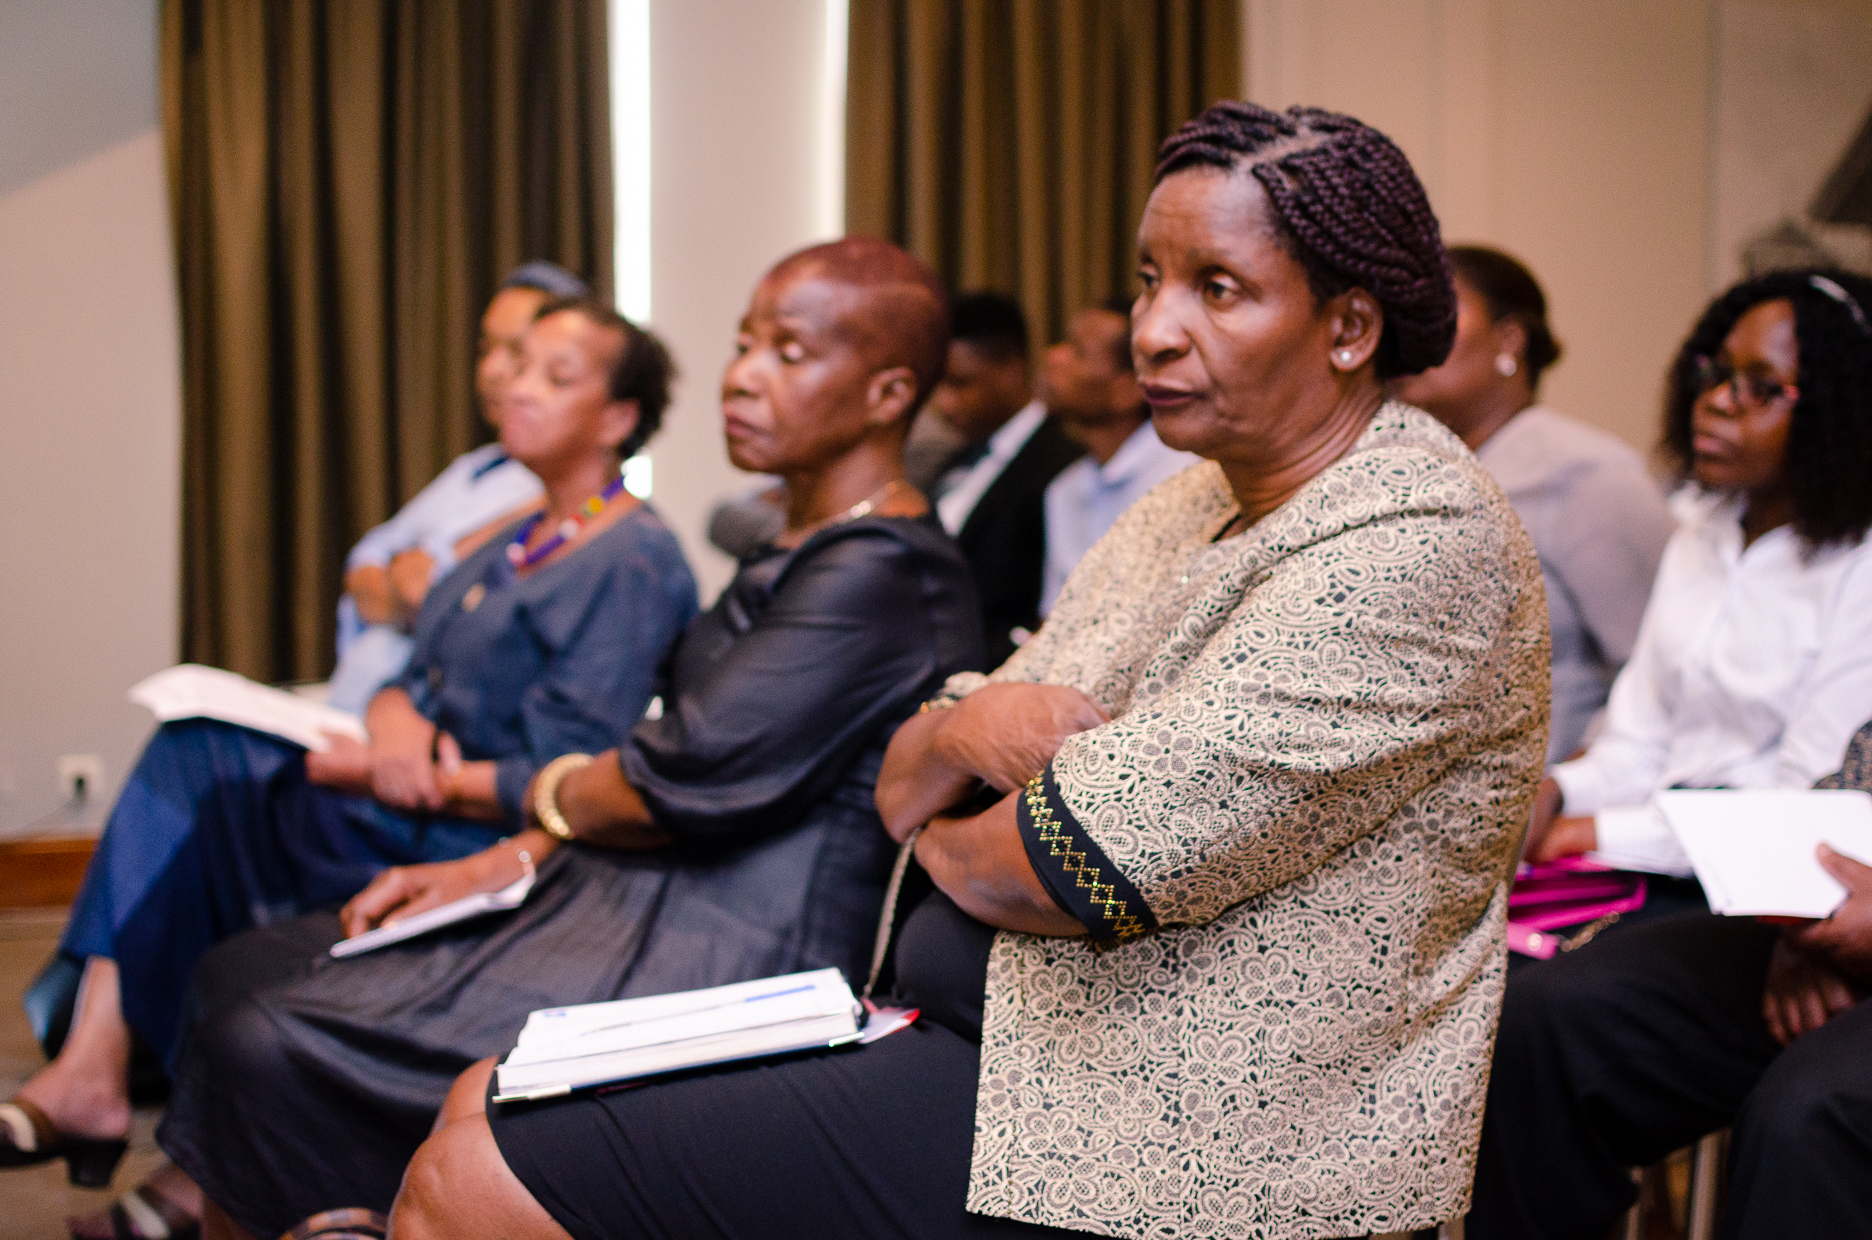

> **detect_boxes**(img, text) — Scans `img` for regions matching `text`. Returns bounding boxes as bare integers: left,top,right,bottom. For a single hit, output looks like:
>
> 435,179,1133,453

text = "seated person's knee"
394,1117,569,1240
433,1057,498,1133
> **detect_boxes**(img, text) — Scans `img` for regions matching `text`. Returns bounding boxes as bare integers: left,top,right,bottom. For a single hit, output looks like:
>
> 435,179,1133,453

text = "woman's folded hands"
877,683,1108,844
880,682,1106,938
366,690,447,811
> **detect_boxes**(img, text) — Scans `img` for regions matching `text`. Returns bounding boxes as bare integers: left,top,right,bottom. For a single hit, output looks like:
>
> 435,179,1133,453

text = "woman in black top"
164,238,981,1240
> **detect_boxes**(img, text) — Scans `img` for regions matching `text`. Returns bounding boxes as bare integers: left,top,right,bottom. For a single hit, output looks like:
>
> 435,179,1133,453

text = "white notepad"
329,871,536,959
1655,789,1872,918
493,967,866,1102
129,664,368,752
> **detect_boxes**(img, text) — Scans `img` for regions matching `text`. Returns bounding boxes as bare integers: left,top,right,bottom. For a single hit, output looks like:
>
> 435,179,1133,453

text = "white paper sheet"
328,871,535,958
495,968,864,1100
1655,789,1872,918
1584,805,1695,877
128,664,367,752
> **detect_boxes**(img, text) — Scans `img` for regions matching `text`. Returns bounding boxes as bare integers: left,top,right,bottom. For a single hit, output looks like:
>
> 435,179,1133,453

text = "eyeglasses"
1692,355,1797,411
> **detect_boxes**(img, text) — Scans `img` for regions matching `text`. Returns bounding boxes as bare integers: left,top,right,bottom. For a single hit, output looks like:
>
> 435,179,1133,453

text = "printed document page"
1655,789,1872,918
129,664,367,752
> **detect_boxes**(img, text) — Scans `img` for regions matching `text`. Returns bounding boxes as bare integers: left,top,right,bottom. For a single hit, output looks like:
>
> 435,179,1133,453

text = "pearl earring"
1495,354,1518,378
1337,349,1354,365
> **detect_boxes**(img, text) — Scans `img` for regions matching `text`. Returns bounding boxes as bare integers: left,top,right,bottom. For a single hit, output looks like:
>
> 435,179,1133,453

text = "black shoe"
0,1096,129,1188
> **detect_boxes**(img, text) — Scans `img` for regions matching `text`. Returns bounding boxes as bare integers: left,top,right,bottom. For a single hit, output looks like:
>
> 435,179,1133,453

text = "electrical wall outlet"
57,754,105,803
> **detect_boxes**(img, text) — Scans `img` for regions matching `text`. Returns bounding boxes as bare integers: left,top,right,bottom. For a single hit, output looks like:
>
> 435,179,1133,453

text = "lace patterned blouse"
945,404,1551,1239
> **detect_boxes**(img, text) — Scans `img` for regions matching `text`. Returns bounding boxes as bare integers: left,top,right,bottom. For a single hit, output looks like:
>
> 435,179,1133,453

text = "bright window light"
611,0,651,325
820,0,848,239
623,453,653,500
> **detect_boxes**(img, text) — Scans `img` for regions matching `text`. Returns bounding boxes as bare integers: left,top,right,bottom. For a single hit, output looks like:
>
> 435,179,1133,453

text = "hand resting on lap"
305,733,373,795
341,845,533,938
367,690,443,811
1762,844,1872,1045
1519,775,1598,862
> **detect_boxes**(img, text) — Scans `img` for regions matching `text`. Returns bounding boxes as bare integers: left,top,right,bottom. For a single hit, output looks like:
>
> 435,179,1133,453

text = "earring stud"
1337,350,1354,365
1495,354,1518,378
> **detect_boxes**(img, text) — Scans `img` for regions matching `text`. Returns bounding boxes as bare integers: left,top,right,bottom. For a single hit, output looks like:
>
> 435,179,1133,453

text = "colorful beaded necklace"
506,471,628,569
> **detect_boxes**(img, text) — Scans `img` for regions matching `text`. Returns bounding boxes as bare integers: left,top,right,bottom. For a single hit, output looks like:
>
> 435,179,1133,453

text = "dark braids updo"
1155,101,1457,378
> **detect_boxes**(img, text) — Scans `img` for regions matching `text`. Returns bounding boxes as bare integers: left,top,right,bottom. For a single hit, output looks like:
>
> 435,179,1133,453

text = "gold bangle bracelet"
533,752,593,841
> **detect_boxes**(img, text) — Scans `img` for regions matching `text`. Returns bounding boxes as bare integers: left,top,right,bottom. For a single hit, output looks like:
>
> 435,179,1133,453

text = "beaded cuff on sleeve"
1015,765,1156,946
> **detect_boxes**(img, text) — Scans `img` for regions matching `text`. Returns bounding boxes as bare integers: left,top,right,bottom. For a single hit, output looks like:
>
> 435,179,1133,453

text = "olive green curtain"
162,0,613,682
846,0,1240,343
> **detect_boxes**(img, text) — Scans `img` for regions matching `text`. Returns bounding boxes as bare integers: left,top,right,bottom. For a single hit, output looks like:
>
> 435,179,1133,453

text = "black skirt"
157,843,669,1235
160,818,895,1238
486,891,1094,1240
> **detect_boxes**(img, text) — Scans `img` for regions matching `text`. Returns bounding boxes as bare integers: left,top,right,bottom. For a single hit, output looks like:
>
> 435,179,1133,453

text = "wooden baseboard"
0,837,94,908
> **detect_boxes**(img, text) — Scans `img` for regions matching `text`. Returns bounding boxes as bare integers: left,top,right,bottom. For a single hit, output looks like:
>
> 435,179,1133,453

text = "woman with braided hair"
390,101,1549,1240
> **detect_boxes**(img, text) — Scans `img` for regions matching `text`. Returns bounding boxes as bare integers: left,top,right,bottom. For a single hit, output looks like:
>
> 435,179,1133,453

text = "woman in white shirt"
1525,269,1872,873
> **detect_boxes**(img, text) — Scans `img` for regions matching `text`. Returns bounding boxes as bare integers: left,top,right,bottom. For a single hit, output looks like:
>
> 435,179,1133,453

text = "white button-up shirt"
1553,488,1872,868
345,443,543,576
1039,421,1199,615
934,401,1048,536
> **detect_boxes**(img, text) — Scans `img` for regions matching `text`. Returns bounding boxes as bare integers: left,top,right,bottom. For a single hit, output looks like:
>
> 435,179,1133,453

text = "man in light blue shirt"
1039,306,1198,616
328,262,588,712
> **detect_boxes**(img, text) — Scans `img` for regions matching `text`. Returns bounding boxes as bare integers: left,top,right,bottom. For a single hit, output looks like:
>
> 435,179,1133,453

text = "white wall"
1246,0,1717,453
1243,0,1872,455
1713,0,1872,287
642,0,845,600
0,1,179,837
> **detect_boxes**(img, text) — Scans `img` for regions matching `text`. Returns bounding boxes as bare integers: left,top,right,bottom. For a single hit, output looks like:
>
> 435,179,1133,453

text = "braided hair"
1155,102,1456,378
1661,268,1872,550
535,296,676,460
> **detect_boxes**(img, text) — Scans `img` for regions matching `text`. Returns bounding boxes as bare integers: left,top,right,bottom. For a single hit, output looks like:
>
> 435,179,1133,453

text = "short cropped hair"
1448,245,1563,389
534,296,675,459
950,292,1030,363
1661,268,1872,550
1155,101,1457,378
769,238,950,412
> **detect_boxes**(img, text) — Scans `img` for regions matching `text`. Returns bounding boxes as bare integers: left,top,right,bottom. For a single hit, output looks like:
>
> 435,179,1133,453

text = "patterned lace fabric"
950,403,1552,1239
1813,720,1872,791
